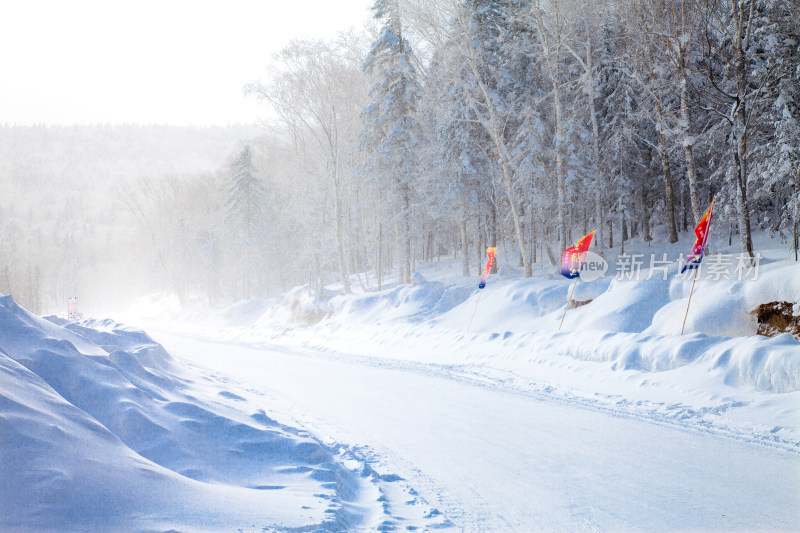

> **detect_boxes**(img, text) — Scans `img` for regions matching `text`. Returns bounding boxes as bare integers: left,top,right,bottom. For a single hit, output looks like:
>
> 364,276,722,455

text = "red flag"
681,199,715,273
560,231,596,279
478,247,497,289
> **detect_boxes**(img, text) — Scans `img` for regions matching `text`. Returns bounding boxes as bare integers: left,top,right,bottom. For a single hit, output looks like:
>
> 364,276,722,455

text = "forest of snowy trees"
1,0,798,313
245,0,799,301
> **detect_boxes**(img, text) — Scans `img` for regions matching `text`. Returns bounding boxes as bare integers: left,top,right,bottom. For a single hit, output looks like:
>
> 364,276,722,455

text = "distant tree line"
0,125,259,313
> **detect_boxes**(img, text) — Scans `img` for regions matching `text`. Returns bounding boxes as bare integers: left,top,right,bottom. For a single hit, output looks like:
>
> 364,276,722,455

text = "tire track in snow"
175,354,460,532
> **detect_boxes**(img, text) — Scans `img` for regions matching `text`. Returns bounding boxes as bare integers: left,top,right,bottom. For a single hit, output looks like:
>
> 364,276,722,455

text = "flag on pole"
681,199,715,273
560,231,596,279
478,247,497,289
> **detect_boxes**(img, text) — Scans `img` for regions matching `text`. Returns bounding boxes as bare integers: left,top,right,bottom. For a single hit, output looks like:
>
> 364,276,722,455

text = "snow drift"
0,293,383,532
183,253,800,395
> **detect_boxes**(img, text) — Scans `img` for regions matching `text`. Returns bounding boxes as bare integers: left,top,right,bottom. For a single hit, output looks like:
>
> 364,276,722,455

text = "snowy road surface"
152,329,799,532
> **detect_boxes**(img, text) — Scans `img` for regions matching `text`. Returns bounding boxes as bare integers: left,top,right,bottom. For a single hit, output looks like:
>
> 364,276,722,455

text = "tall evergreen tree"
742,0,800,239
696,0,789,262
447,0,538,276
225,145,270,299
361,0,424,285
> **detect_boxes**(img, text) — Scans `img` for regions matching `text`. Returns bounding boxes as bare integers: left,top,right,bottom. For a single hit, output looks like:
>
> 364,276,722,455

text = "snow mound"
186,255,800,394
0,293,387,531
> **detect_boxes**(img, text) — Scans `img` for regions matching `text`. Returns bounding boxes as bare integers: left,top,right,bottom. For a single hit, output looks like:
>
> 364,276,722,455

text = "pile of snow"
233,245,799,394
0,292,447,532
181,257,793,394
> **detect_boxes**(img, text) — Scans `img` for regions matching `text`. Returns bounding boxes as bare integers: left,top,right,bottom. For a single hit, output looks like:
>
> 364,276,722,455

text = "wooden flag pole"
681,267,700,336
466,290,483,333
559,278,579,331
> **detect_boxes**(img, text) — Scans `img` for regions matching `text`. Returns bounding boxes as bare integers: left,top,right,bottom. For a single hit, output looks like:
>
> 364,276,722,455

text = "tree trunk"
500,159,531,277
608,219,613,248
732,5,755,264
642,203,652,242
461,216,469,277
331,175,350,293
399,182,413,284
535,0,568,252
656,126,679,243
476,218,483,275
733,135,754,262
554,81,568,252
642,31,679,243
795,165,800,261
530,205,536,265
622,215,628,242
377,223,383,291
490,201,498,273
680,79,703,223
585,26,604,251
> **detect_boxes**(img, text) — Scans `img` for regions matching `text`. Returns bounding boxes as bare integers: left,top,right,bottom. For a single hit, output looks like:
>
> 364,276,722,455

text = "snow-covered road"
153,330,800,532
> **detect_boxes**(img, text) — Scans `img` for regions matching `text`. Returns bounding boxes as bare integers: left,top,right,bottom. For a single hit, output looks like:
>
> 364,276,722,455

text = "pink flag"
681,200,715,273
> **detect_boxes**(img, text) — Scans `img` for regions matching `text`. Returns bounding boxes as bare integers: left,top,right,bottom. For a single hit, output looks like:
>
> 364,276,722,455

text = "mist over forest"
1,0,798,317
0,124,261,314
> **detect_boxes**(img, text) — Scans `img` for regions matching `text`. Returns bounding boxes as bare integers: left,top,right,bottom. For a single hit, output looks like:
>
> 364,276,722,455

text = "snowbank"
0,293,387,532
159,250,800,396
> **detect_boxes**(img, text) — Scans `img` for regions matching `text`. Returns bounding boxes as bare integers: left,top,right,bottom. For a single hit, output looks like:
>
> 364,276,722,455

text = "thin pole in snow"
559,278,578,331
466,290,483,333
681,267,700,336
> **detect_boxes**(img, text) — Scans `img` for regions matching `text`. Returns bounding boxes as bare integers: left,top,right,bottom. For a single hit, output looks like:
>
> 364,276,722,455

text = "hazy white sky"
0,0,371,126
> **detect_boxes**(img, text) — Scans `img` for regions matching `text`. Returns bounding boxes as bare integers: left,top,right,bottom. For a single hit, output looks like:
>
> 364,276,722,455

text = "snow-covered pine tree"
361,0,424,285
594,41,658,246
744,1,800,242
448,0,536,276
625,0,682,243
562,1,615,251
697,0,779,263
640,0,706,225
429,43,491,276
224,145,270,300
532,0,575,250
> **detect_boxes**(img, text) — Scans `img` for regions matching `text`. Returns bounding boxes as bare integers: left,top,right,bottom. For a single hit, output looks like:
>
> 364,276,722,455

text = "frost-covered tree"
639,0,706,225
624,0,683,243
361,0,424,285
562,0,616,251
742,1,800,240
697,0,785,262
532,0,574,250
444,0,538,276
247,36,367,294
428,43,491,276
225,145,270,299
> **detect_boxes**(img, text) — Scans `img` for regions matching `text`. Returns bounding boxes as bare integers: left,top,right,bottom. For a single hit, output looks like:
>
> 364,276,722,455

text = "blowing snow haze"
0,0,372,315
